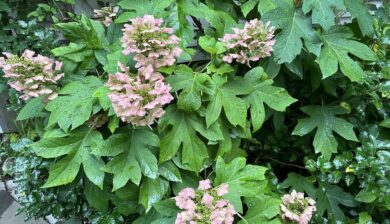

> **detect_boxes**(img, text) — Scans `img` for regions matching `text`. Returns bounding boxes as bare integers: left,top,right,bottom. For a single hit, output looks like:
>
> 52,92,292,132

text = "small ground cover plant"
0,0,389,223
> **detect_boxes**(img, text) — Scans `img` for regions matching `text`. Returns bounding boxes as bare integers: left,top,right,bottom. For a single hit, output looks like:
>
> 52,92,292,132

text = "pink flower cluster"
93,5,119,27
106,63,173,126
220,19,275,66
121,15,182,69
280,190,316,224
175,179,236,224
106,15,181,126
0,50,64,101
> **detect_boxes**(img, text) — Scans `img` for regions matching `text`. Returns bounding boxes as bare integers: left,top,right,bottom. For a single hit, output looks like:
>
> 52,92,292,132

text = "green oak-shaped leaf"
214,157,268,213
302,0,345,31
344,0,374,36
240,0,277,16
262,1,316,63
166,65,214,112
316,183,358,222
32,128,105,188
280,173,317,199
206,74,254,128
318,26,377,82
293,105,359,160
139,177,169,212
116,0,173,23
244,67,296,132
16,96,46,120
198,35,226,56
46,76,103,131
94,128,160,191
158,106,223,172
238,195,282,224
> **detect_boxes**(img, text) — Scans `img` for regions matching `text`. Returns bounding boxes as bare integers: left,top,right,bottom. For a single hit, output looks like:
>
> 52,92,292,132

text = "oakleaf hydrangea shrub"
0,50,63,101
0,0,389,223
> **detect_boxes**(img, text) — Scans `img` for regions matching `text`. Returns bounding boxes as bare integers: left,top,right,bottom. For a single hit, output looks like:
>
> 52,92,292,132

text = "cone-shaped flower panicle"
121,15,182,69
93,5,119,27
0,49,64,101
174,179,236,224
220,19,275,66
107,15,181,126
280,190,316,224
106,63,173,126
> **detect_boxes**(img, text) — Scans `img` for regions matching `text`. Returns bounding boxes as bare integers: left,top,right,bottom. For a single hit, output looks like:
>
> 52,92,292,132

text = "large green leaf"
167,0,197,47
262,1,316,63
139,177,169,212
240,0,277,16
344,0,374,36
52,15,105,72
56,14,105,49
46,76,103,131
239,195,282,224
316,183,358,222
16,96,46,120
166,65,214,112
158,106,223,172
32,128,105,188
214,157,268,213
279,173,317,198
317,26,377,82
116,0,173,23
243,67,296,132
293,105,359,160
93,128,160,191
206,75,253,128
302,0,345,30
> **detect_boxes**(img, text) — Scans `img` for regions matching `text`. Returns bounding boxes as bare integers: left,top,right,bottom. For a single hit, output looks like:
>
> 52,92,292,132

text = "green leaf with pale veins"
158,106,223,172
31,128,105,188
17,96,46,120
293,105,358,160
95,128,160,191
206,75,254,128
302,0,345,30
214,157,268,213
344,0,374,36
262,1,316,63
318,26,377,82
139,177,169,212
166,65,214,112
244,67,296,132
316,183,358,222
46,76,103,131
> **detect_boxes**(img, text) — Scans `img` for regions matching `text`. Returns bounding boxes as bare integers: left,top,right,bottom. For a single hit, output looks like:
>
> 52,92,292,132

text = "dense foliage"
0,0,389,223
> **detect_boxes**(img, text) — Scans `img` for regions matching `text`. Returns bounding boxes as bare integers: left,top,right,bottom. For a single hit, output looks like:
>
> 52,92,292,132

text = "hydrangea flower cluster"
220,19,275,66
107,15,181,126
280,190,316,224
175,179,236,224
0,49,64,101
93,5,119,27
121,15,182,69
106,63,173,126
